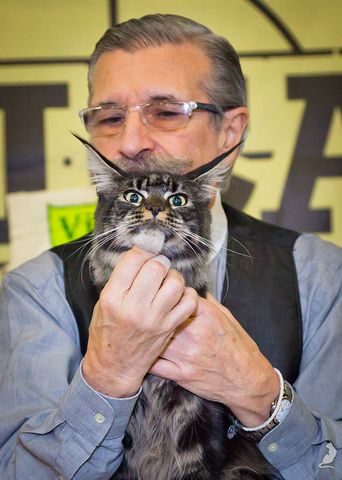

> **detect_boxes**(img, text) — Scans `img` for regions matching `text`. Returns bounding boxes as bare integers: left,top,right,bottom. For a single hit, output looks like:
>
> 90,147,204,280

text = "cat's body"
80,137,275,480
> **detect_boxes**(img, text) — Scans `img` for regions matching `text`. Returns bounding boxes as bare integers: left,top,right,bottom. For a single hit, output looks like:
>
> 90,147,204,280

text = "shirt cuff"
58,366,140,451
258,389,318,471
79,359,142,437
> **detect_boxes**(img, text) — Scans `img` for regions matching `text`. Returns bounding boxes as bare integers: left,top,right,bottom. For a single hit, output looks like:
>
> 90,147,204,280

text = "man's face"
89,43,245,173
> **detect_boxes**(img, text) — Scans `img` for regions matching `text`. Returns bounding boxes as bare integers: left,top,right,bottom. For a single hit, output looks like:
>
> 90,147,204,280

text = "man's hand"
82,247,198,398
150,293,280,428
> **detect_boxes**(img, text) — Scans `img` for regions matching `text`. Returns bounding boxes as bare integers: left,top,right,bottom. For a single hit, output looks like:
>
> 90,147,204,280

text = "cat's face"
94,170,211,263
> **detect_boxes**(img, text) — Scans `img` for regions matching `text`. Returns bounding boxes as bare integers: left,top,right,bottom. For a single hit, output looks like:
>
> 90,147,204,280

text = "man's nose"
117,110,156,159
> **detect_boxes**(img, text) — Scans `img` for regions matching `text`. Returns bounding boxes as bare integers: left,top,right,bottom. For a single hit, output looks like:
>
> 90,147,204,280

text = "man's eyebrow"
94,94,179,107
149,94,178,102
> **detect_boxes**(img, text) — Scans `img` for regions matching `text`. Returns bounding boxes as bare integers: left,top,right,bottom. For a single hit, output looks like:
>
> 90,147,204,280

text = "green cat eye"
168,194,188,208
124,191,143,205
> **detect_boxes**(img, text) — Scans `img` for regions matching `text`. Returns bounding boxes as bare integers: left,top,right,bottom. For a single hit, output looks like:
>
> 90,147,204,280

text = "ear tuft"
195,162,233,197
184,140,243,196
71,132,124,193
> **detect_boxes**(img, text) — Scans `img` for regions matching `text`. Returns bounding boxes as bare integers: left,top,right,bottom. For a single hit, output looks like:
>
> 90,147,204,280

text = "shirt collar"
209,189,228,263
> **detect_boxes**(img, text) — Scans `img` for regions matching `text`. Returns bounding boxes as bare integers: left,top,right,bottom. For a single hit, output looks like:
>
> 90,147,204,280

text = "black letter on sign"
0,84,68,192
0,84,68,243
263,75,342,232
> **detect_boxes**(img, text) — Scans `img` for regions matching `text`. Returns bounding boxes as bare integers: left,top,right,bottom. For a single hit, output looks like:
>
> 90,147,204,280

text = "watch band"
238,380,293,443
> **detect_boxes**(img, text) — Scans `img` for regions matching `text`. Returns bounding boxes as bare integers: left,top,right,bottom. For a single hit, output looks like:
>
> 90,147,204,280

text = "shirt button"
94,413,105,424
268,442,278,453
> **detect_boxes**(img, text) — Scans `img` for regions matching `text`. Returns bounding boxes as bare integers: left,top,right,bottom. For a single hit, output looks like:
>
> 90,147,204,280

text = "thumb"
149,357,180,381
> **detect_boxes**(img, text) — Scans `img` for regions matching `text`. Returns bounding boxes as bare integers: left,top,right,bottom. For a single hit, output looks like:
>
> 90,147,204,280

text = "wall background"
0,0,341,276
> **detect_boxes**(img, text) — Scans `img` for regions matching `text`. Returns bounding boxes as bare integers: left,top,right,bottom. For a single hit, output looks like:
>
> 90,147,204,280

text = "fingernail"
153,254,171,272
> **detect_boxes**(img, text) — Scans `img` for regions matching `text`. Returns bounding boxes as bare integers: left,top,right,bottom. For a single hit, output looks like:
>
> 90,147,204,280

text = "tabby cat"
76,135,275,480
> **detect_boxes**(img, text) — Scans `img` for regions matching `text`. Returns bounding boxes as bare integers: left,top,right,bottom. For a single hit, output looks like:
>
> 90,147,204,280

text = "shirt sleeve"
0,251,139,480
258,234,342,479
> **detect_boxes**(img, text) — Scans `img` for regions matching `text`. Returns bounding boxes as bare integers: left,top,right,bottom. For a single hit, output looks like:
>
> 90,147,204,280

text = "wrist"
230,366,280,427
228,369,293,442
82,355,142,398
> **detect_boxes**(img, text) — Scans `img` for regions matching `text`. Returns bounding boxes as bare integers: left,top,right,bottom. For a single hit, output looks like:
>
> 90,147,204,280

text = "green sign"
48,203,96,246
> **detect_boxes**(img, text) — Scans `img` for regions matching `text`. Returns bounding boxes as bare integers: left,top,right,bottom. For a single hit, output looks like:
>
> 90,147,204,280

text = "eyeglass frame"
78,100,237,133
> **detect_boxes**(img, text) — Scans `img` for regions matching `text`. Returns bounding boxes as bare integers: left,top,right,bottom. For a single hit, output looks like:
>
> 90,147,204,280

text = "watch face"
275,399,292,423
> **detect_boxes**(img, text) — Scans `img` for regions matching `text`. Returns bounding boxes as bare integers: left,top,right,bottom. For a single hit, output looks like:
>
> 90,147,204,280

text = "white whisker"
173,230,203,260
227,236,253,261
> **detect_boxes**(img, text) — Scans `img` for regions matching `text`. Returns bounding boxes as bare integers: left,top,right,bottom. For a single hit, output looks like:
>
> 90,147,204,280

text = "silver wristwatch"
237,381,293,443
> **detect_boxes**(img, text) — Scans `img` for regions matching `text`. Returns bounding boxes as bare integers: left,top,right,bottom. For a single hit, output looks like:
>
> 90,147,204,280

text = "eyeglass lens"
82,102,192,135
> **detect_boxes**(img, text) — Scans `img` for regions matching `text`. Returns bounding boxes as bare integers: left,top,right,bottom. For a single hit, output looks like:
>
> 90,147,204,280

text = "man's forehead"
90,44,212,105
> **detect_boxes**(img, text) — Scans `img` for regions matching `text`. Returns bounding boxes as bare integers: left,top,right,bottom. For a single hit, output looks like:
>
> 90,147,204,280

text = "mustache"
110,152,194,175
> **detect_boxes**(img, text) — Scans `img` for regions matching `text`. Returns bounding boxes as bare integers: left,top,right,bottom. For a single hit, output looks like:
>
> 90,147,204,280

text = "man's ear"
220,106,249,157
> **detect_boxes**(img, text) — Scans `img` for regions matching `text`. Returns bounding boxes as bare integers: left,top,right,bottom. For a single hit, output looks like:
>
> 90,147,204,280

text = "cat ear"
72,132,124,176
72,132,124,193
184,140,243,197
185,140,243,181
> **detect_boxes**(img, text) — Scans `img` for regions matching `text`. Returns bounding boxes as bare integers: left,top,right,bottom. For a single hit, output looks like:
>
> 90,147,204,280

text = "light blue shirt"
0,232,341,479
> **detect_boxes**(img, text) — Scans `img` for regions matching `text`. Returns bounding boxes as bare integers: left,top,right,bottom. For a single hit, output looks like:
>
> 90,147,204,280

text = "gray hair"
88,13,246,111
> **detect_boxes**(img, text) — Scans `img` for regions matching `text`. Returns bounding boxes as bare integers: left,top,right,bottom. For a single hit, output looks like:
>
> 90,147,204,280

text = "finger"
158,335,179,358
149,357,180,381
152,254,171,272
128,256,173,305
106,246,155,295
163,287,198,330
150,269,186,313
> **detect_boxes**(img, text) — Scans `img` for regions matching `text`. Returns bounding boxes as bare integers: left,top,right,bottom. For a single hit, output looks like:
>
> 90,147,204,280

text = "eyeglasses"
79,100,233,136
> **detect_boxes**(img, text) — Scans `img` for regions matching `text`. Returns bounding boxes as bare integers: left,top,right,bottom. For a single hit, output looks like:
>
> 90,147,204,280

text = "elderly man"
0,13,341,480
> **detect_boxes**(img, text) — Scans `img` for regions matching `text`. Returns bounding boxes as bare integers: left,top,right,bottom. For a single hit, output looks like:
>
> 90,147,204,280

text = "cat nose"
145,198,166,217
148,205,164,217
